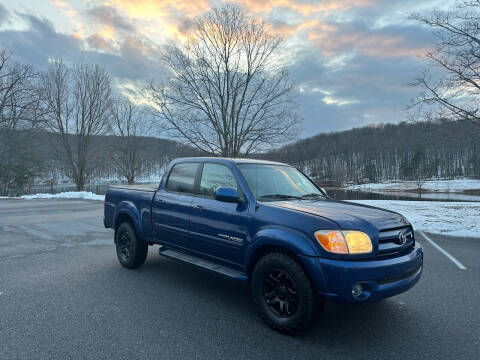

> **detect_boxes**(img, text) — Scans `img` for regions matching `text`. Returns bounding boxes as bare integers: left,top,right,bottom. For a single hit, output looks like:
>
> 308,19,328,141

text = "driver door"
189,163,250,268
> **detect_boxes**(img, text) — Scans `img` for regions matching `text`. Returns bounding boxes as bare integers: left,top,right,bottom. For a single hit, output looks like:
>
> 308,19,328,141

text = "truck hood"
270,199,409,231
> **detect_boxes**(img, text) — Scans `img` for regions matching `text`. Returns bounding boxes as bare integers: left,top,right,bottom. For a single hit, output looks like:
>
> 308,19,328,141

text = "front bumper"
301,243,423,303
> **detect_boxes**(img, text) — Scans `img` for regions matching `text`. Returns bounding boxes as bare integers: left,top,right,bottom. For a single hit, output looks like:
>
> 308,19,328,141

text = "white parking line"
418,231,467,270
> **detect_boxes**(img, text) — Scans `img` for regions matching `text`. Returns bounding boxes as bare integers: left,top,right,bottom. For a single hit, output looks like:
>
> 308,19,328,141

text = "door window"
166,163,199,194
199,163,238,198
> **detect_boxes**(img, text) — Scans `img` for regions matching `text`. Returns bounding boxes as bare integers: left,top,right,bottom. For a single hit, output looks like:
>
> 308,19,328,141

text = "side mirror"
320,187,328,196
215,187,241,203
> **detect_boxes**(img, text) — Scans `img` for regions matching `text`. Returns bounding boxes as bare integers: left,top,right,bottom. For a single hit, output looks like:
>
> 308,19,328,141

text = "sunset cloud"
308,22,430,58
106,0,209,19
87,5,134,32
0,0,443,135
86,33,116,52
233,0,377,15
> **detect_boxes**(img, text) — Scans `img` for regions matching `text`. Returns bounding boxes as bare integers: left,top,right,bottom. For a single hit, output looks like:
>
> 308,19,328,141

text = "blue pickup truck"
104,157,423,332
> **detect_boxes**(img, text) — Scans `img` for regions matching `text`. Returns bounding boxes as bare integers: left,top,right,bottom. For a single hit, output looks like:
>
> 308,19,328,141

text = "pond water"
326,188,480,202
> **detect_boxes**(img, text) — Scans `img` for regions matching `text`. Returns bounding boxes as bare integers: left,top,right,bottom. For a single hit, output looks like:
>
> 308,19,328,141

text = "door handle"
192,204,203,210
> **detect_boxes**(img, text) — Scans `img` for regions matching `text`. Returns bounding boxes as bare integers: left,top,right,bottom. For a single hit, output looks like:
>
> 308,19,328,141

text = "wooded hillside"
3,119,479,195
0,130,197,195
263,120,480,185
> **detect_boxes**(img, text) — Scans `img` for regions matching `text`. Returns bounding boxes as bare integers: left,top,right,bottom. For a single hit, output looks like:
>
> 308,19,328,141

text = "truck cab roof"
172,157,289,167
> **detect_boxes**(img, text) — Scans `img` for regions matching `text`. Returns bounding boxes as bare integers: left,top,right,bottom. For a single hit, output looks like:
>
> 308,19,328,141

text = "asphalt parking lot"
0,199,479,360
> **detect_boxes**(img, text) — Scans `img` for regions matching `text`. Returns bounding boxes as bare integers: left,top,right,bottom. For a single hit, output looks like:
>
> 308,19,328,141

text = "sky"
0,0,457,137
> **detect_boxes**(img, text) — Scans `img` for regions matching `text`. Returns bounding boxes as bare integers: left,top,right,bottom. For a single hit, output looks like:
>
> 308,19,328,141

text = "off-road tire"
251,252,323,334
115,222,148,269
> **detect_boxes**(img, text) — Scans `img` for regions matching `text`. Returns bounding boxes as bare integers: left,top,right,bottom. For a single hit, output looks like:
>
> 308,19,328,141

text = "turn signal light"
314,230,372,254
314,231,348,254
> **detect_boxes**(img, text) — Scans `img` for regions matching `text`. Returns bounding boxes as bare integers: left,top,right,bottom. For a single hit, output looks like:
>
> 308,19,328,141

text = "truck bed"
109,184,158,192
104,184,157,241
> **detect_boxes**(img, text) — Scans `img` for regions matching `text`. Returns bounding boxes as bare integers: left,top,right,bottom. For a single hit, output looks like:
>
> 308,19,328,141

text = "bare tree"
409,1,480,126
147,4,300,157
39,59,112,190
110,97,150,184
0,49,40,128
0,48,44,195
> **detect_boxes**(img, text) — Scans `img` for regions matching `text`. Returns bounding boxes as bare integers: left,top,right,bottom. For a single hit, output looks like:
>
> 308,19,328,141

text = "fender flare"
113,201,144,241
245,227,327,292
246,227,318,265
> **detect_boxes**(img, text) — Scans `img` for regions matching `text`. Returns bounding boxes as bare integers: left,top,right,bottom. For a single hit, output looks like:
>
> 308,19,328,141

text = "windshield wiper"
258,194,304,201
300,193,326,199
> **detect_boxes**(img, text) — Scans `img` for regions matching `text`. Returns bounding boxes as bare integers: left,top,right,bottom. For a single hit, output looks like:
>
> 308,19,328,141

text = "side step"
158,247,248,282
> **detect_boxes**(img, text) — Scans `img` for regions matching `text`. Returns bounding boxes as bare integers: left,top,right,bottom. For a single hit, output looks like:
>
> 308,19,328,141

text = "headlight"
314,230,372,254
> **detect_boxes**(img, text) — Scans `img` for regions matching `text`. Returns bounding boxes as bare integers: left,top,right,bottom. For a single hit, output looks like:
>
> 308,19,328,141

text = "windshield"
237,163,324,201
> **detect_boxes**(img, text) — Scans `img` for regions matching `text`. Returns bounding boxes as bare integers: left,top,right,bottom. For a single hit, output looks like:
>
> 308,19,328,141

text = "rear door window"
166,163,200,194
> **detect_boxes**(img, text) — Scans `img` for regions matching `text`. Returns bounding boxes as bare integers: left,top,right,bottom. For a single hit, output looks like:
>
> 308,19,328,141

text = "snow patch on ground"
20,191,104,201
348,200,480,238
347,178,480,192
4,192,479,238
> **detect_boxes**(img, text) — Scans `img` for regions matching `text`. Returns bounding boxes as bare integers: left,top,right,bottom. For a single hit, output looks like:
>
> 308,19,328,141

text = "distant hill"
0,129,199,195
262,120,480,186
3,120,479,195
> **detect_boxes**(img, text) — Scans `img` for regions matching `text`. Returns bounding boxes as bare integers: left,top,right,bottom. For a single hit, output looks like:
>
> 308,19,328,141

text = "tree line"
0,128,196,196
263,120,480,186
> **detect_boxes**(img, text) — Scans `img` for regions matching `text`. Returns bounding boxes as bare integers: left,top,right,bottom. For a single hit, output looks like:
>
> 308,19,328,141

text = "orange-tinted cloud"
51,0,86,35
232,0,377,15
269,19,334,37
105,0,209,19
100,0,377,41
52,0,421,60
308,24,427,59
98,0,209,42
86,33,115,51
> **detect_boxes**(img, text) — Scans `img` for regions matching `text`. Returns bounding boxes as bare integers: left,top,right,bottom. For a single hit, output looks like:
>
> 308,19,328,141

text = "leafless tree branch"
39,59,112,190
0,48,44,195
146,4,300,157
110,97,151,184
409,3,480,126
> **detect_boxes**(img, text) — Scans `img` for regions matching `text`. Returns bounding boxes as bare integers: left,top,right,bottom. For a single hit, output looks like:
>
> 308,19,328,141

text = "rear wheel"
115,222,148,268
251,252,323,333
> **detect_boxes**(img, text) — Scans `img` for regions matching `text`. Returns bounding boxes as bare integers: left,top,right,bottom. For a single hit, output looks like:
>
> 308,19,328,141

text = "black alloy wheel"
251,252,323,333
117,227,133,263
115,222,148,268
263,269,299,317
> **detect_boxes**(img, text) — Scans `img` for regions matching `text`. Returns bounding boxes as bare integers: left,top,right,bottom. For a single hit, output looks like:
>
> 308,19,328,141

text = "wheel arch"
247,244,301,276
246,231,326,292
246,227,318,269
113,204,143,242
115,212,135,230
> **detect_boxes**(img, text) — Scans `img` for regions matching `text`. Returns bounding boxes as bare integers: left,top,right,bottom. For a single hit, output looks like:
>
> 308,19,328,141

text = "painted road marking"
418,231,467,270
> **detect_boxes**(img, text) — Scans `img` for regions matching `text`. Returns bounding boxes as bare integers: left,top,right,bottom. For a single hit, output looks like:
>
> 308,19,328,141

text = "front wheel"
251,253,323,333
115,222,148,268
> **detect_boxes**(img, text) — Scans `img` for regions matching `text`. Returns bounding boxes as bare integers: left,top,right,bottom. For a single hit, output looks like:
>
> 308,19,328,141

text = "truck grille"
377,226,415,256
